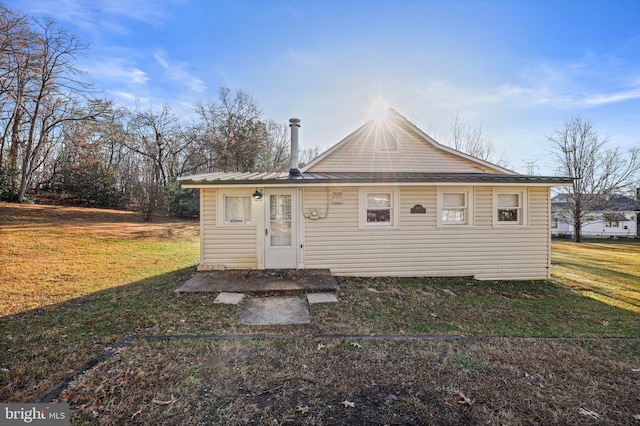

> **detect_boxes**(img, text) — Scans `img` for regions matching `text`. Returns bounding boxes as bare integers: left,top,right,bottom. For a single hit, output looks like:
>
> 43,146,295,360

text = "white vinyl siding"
374,127,399,152
201,188,258,269
302,186,552,280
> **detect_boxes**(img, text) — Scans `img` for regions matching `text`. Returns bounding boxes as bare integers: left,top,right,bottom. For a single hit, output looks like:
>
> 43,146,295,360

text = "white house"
179,108,572,280
551,193,639,239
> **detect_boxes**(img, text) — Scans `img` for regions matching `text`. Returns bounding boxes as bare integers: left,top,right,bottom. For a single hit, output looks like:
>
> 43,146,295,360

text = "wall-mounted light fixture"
253,189,263,200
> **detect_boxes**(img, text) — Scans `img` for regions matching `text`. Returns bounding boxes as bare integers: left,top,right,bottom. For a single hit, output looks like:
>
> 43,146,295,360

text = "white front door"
264,188,297,269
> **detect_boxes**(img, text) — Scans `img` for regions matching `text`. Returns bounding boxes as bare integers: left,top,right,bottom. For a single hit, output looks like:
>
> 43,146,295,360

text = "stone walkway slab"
214,292,244,305
236,297,309,325
307,293,338,304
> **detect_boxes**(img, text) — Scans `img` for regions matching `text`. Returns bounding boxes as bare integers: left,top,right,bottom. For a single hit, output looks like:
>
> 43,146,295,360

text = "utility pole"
522,159,539,176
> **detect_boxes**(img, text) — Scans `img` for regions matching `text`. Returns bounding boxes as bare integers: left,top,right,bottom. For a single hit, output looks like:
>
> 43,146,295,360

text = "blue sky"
9,0,640,174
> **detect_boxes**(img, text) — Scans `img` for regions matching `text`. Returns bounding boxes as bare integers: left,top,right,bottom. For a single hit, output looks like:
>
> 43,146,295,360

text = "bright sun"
369,98,390,122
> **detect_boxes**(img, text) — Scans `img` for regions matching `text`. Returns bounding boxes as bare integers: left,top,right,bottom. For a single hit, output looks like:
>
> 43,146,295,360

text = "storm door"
264,188,297,268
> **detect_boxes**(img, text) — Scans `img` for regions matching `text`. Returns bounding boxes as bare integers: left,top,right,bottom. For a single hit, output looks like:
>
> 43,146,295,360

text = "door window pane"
270,195,292,246
270,195,291,220
270,220,292,246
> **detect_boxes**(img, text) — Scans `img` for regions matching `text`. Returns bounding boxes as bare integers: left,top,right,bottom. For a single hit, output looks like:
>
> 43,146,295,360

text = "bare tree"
0,5,31,198
0,7,101,202
122,104,183,219
194,87,268,173
299,145,321,168
447,112,510,168
47,100,128,207
548,116,640,242
259,120,290,172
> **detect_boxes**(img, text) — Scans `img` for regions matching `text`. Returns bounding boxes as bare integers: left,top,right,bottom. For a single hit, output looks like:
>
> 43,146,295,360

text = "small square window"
493,190,527,226
359,188,398,228
497,193,521,223
224,195,252,225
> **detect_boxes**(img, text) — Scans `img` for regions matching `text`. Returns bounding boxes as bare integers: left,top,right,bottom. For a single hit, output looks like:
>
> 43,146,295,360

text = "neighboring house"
179,108,572,280
551,193,640,239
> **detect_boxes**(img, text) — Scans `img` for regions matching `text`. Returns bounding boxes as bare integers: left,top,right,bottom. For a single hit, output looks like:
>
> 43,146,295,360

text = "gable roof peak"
302,106,515,175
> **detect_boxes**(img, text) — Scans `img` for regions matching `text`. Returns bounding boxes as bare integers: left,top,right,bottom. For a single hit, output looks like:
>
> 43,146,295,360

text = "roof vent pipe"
289,118,301,178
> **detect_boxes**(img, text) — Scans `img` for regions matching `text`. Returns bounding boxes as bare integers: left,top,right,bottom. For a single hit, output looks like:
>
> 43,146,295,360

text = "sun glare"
369,99,390,123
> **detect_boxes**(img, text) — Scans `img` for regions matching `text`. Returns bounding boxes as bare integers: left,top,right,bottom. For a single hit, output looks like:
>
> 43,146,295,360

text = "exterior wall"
552,212,638,238
198,188,259,270
306,126,495,173
302,186,552,280
198,185,555,279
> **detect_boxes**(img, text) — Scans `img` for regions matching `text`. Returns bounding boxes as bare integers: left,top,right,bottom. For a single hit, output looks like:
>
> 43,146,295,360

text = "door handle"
265,228,268,236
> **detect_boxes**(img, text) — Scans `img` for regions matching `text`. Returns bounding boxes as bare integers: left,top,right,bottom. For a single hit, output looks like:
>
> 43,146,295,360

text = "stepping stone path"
214,292,244,305
236,297,310,325
307,293,339,304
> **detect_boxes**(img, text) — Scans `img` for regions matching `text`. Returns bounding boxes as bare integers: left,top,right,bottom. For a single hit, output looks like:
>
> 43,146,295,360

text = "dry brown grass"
552,239,640,313
61,337,640,425
0,202,199,315
2,204,640,424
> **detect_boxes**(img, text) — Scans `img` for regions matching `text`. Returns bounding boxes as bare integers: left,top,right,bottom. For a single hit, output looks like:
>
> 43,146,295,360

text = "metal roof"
179,171,574,186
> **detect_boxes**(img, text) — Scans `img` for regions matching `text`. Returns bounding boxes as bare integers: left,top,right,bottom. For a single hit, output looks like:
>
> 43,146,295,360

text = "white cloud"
510,52,640,109
154,53,170,70
581,88,640,106
154,51,206,93
83,58,149,85
111,90,150,106
17,0,178,32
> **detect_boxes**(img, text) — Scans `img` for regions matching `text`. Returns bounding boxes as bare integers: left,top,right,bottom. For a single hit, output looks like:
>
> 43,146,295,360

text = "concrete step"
176,269,338,294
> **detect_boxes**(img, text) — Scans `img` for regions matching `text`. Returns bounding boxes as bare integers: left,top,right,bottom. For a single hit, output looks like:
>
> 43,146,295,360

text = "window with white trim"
493,189,527,226
217,190,255,226
438,188,473,226
224,195,252,225
359,188,398,228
